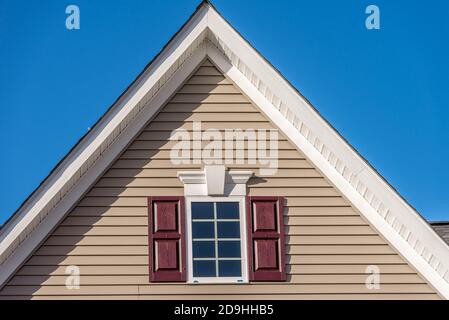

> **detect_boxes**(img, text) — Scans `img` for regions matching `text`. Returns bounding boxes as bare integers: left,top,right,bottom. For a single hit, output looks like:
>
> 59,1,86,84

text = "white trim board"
0,1,448,298
0,42,211,288
185,196,249,284
207,44,449,298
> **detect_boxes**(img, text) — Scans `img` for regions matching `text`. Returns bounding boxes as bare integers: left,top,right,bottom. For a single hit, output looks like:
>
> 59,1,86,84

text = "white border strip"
0,42,210,288
207,44,449,298
0,6,209,263
206,5,449,288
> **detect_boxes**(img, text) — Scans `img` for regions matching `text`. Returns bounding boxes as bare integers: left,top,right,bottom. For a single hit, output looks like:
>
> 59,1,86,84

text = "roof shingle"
431,222,449,245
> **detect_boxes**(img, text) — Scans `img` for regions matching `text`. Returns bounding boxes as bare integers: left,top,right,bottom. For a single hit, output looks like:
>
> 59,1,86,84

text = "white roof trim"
206,43,449,297
1,1,448,298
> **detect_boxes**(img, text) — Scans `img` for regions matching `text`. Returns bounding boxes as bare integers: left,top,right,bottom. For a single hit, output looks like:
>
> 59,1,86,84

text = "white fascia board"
205,43,449,299
0,3,211,270
0,6,209,248
1,5,209,240
0,39,210,289
206,6,449,276
207,8,364,171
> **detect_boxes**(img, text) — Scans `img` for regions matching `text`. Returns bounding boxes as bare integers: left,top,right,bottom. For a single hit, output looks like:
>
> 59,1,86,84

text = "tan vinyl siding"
0,60,440,300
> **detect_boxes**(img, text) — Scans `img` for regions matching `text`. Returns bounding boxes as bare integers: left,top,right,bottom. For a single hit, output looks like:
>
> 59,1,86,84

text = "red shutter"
148,196,186,282
246,196,286,281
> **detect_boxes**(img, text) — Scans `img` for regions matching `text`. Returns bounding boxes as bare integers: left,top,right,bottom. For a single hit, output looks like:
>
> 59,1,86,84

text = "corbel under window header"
177,165,253,197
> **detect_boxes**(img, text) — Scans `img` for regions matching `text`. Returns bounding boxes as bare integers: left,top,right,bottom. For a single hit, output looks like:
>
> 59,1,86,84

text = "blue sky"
0,0,448,225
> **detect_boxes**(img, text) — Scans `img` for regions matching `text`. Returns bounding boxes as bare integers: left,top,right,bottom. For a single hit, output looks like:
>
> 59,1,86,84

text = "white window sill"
189,278,248,285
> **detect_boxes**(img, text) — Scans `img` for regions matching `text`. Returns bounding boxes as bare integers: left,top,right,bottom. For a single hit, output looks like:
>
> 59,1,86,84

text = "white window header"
177,165,253,197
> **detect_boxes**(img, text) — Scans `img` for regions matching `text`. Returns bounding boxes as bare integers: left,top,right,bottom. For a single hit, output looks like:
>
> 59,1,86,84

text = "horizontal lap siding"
0,61,438,299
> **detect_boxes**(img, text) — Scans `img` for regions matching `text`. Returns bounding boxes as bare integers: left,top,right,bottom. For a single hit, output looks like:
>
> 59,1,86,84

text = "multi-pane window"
190,201,243,279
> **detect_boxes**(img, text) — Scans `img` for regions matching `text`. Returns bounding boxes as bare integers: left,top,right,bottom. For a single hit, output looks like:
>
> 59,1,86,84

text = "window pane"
192,202,214,219
218,241,241,258
192,222,214,238
217,221,240,238
218,260,242,277
193,241,215,258
216,202,240,219
193,260,216,277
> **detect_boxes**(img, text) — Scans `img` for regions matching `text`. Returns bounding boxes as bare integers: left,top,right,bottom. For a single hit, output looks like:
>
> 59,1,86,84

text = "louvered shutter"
148,196,186,282
246,196,286,281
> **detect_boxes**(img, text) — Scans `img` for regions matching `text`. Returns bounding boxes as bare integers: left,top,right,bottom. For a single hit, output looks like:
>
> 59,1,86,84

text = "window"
186,198,248,283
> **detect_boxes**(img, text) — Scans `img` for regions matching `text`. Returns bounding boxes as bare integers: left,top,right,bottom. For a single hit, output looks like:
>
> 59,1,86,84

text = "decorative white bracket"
177,165,253,196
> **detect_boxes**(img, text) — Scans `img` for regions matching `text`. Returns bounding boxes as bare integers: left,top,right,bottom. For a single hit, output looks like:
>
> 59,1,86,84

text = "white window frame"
185,196,249,284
